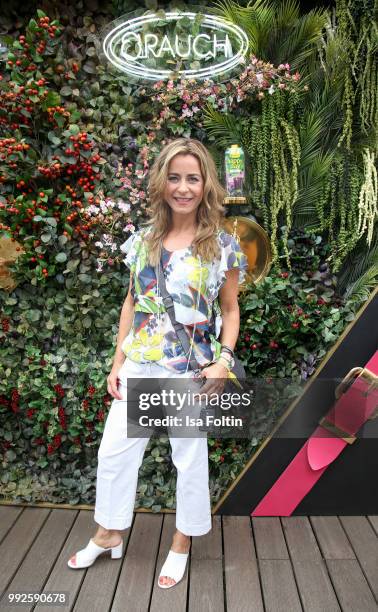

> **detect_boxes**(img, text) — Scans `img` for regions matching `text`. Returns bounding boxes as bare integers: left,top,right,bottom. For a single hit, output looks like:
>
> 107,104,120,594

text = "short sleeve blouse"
119,227,248,372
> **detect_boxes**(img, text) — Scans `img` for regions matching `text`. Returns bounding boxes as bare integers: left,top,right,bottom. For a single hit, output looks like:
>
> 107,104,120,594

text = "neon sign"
102,12,249,81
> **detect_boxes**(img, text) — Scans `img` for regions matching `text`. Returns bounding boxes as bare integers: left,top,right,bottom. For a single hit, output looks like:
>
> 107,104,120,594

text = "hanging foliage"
357,148,378,247
242,91,301,266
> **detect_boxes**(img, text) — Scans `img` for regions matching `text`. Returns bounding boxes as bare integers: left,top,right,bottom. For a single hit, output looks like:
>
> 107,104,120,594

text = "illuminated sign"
102,12,248,81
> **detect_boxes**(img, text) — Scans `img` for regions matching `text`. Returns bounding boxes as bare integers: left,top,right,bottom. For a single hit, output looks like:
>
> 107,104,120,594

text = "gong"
221,216,272,285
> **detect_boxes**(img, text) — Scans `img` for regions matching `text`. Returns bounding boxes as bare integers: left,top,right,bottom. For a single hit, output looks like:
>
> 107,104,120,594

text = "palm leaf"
343,264,378,307
337,229,378,294
211,0,327,69
269,2,328,69
210,0,274,56
202,106,243,148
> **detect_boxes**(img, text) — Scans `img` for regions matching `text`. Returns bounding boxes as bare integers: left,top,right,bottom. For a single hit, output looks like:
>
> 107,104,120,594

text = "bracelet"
217,355,232,372
220,344,235,358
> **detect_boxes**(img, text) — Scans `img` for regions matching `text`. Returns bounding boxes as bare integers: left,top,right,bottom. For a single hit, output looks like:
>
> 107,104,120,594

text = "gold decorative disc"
0,235,24,291
221,216,271,284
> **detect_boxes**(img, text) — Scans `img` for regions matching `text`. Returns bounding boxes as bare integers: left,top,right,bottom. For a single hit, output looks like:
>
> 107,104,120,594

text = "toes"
159,576,176,586
70,556,76,566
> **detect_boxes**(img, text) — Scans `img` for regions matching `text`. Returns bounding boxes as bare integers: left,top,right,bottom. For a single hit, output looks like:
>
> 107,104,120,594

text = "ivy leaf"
48,132,61,146
78,274,92,283
83,61,97,74
45,217,57,227
5,450,17,462
55,252,67,263
28,19,38,31
60,86,72,96
65,259,80,272
28,310,41,322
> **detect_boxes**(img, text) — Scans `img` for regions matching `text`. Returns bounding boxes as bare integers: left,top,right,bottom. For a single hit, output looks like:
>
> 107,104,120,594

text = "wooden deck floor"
0,506,377,612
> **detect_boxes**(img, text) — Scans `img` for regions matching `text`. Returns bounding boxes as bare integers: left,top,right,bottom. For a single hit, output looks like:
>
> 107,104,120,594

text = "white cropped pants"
94,358,212,536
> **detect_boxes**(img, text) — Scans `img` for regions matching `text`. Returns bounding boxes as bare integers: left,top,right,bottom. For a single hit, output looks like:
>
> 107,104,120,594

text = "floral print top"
119,227,248,373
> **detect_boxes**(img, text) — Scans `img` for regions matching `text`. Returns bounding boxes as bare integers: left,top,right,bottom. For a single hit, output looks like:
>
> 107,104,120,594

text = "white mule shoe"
158,550,190,589
67,538,123,569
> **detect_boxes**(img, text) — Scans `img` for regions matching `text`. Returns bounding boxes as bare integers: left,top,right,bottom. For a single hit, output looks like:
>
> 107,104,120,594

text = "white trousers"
94,358,212,536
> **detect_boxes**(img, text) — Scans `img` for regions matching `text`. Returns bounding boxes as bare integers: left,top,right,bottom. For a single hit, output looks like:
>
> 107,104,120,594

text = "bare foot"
158,531,191,587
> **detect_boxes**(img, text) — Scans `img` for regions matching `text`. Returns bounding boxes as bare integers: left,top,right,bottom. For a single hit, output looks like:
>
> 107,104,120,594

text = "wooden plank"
223,516,264,612
149,514,188,612
339,516,378,599
111,513,162,612
191,516,222,560
1,509,77,612
283,517,340,611
188,516,224,611
0,507,50,597
310,516,355,559
291,559,340,612
259,560,302,612
281,517,321,561
188,559,224,612
252,517,289,560
73,520,132,612
327,559,378,612
0,506,24,543
367,515,378,536
33,509,101,612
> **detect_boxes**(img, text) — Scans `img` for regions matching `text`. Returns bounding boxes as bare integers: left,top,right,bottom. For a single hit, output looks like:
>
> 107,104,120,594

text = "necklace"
155,246,202,374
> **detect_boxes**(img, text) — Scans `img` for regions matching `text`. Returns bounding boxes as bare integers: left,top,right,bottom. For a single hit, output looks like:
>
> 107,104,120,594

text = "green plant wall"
0,0,375,508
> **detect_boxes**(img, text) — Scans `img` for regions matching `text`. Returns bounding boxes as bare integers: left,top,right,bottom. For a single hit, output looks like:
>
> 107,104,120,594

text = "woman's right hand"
107,365,124,400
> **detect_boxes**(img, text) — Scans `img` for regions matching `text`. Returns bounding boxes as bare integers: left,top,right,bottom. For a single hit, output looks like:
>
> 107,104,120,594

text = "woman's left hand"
194,362,228,399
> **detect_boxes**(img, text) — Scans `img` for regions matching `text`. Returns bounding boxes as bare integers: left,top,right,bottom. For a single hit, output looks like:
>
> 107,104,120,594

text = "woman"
67,138,248,589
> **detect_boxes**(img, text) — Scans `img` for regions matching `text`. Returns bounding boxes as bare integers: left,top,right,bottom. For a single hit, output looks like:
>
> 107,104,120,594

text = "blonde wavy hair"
143,138,227,266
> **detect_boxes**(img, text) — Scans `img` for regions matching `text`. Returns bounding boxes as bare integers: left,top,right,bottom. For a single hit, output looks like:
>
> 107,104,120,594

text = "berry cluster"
47,433,62,455
58,406,67,430
0,138,30,176
46,105,70,124
7,15,60,77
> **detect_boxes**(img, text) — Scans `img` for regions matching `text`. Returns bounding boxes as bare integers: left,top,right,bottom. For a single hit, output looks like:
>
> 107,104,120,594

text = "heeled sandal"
67,538,123,569
158,549,190,589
